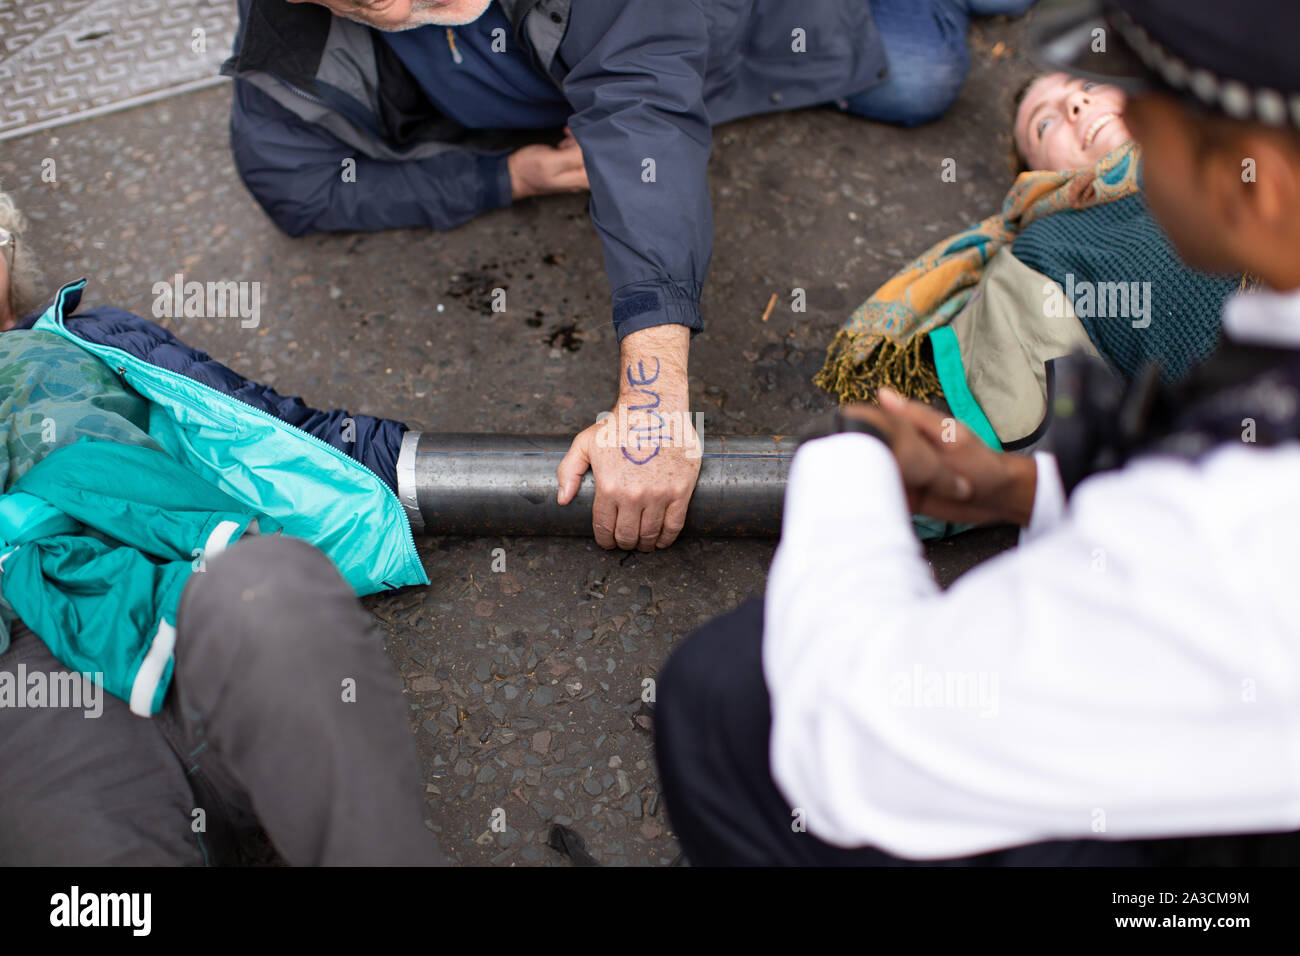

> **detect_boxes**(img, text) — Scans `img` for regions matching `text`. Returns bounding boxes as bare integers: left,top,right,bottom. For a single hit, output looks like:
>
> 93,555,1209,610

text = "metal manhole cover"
0,0,236,142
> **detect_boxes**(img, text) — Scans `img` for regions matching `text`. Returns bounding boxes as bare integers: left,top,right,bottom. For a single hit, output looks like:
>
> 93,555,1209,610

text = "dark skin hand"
839,388,1038,528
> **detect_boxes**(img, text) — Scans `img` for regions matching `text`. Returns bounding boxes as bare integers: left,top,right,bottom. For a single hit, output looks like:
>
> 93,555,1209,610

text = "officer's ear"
1196,120,1300,240
1228,129,1300,234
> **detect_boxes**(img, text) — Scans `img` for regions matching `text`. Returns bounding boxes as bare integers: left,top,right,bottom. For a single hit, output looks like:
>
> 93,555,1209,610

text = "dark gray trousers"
0,534,445,866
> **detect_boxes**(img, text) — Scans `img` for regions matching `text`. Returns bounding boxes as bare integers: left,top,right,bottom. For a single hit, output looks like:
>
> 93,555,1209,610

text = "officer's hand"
837,400,973,513
864,389,1037,526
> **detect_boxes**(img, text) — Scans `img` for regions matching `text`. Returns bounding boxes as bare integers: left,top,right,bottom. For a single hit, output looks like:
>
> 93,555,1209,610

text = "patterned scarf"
815,141,1143,402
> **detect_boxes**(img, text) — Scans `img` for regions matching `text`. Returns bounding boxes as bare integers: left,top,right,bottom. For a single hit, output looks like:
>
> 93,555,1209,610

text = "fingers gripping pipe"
396,432,795,537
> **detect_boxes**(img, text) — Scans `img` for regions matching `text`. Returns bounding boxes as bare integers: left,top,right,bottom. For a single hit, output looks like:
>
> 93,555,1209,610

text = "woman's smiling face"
1015,73,1131,171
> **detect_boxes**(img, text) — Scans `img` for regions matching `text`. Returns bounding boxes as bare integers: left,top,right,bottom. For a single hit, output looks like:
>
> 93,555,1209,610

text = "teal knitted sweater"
1012,192,1238,382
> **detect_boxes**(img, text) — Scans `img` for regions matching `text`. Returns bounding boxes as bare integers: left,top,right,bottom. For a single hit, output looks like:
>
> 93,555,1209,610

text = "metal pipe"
398,431,794,537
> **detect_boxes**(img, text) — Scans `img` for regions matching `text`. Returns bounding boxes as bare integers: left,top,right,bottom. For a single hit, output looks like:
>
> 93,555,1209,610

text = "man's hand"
843,389,1038,527
508,131,589,200
556,325,700,551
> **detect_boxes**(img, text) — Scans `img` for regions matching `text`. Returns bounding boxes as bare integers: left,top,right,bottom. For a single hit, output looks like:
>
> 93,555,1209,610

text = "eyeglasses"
0,227,15,322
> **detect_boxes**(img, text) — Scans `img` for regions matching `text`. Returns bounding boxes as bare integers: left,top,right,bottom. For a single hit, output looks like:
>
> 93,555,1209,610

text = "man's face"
1121,91,1238,275
287,0,492,31
1015,73,1130,171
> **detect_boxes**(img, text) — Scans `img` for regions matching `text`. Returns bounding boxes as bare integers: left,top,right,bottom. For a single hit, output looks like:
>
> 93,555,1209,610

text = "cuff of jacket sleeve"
782,432,911,550
478,152,513,211
1020,451,1066,545
611,279,705,341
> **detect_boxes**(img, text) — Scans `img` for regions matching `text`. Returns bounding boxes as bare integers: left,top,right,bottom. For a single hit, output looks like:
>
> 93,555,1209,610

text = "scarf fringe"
814,329,942,404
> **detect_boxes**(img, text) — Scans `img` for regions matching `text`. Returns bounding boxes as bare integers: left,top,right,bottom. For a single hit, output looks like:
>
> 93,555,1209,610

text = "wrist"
999,454,1038,527
616,382,688,406
618,328,689,399
506,152,531,200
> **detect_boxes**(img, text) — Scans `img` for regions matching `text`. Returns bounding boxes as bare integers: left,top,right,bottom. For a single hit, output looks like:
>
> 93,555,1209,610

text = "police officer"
655,0,1300,866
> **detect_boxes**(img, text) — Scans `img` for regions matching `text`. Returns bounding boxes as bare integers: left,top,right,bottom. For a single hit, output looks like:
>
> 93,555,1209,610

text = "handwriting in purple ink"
622,357,665,464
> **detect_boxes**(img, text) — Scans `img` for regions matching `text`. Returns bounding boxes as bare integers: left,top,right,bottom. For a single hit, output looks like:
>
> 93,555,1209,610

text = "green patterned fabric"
0,330,164,651
0,329,161,491
816,142,1143,403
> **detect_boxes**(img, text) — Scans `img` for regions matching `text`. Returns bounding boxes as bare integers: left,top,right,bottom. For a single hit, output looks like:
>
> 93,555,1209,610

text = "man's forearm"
614,325,692,460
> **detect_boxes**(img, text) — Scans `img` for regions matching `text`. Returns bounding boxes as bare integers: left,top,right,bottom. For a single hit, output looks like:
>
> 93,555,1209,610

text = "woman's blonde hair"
0,188,47,321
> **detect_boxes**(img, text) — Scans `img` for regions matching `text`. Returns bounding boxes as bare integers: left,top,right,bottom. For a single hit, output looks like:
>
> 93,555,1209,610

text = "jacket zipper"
445,28,464,65
281,78,329,108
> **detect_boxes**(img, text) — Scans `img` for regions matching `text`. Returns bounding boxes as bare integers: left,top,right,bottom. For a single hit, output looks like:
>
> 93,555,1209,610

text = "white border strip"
129,617,177,717
203,519,242,561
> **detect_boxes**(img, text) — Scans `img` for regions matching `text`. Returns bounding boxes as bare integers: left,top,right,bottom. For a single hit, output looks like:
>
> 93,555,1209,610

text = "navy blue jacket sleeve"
229,78,513,237
56,308,408,496
559,1,712,341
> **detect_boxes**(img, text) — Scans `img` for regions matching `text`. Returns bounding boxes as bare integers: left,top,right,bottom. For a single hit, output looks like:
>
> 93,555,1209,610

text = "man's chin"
381,0,492,30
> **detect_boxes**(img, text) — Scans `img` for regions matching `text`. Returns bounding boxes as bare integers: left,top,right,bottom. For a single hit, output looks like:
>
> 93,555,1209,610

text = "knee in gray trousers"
0,533,445,866
175,533,447,865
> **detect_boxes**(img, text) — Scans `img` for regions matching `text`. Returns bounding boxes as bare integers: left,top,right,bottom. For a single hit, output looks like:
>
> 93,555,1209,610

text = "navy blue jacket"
225,0,886,340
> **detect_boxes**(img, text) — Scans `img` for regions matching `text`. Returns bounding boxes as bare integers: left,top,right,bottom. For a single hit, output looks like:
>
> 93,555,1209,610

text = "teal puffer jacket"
0,280,427,715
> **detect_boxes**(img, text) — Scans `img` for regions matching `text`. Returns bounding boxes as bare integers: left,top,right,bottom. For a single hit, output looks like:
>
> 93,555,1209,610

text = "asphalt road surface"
0,7,1035,865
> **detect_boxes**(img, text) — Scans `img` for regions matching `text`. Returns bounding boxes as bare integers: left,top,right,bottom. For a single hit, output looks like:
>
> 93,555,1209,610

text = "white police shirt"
763,286,1300,859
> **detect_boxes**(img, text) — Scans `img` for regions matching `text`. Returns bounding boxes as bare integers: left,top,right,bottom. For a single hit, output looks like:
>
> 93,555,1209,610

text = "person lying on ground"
0,190,442,866
226,0,1036,553
655,0,1300,867
816,70,1243,458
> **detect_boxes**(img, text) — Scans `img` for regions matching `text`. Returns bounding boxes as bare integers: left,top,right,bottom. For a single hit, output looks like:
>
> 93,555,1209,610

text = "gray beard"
353,0,493,31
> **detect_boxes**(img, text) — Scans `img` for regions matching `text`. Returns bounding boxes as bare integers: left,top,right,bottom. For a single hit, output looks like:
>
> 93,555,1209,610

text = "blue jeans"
842,0,1038,127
